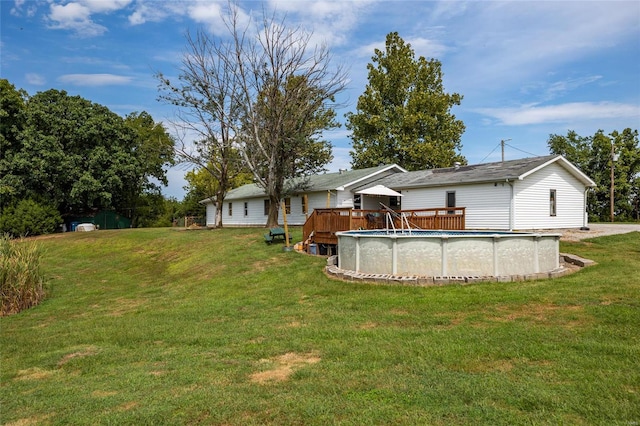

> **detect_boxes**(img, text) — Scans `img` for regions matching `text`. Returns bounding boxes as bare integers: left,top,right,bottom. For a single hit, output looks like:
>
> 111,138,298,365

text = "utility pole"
610,141,619,222
501,139,511,162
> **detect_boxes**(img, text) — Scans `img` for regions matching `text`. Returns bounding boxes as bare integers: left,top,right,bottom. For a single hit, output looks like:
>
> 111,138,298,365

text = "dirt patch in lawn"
116,401,139,411
92,390,118,398
14,367,55,381
57,346,99,367
485,303,590,328
108,297,146,317
460,359,515,374
4,414,54,426
357,321,378,330
250,352,320,384
250,257,281,273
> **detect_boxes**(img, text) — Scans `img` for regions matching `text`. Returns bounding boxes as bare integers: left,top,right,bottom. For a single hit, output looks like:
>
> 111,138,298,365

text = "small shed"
66,210,131,231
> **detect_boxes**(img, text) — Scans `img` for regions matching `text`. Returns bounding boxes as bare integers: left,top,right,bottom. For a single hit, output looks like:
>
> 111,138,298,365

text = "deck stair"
302,206,465,253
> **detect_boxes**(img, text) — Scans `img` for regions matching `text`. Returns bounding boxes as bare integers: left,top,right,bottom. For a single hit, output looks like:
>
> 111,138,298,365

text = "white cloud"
79,0,132,13
11,0,37,17
442,1,640,94
475,102,640,126
407,37,448,60
57,73,133,86
326,146,352,173
47,2,107,37
266,0,376,47
25,73,46,85
128,1,184,25
187,2,227,34
520,75,604,101
351,34,447,62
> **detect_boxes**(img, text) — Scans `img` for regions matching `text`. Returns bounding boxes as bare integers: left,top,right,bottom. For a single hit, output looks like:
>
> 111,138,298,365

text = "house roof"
374,155,596,190
211,164,406,202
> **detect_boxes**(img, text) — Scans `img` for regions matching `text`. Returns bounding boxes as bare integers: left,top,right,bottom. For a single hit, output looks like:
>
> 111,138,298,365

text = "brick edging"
324,254,593,286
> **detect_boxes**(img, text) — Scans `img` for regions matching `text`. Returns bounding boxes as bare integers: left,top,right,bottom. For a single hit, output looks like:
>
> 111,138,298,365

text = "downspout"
581,187,590,230
507,179,514,231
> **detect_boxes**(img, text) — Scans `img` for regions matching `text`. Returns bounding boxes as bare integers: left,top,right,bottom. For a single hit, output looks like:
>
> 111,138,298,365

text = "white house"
373,155,597,230
202,155,596,230
202,164,407,227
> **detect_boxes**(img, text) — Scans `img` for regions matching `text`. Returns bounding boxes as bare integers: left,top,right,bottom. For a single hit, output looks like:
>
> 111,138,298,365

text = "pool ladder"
380,202,419,235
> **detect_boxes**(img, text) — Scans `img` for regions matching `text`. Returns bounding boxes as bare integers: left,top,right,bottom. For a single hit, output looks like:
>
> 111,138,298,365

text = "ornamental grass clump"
0,235,47,316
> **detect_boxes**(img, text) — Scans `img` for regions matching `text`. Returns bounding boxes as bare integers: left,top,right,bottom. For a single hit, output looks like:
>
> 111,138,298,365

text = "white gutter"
582,187,590,230
507,179,515,231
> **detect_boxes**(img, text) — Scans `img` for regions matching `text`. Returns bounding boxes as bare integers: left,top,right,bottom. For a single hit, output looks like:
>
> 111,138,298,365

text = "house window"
302,195,308,214
264,199,270,216
446,191,456,214
389,193,401,209
550,189,557,216
244,202,248,217
354,194,361,210
284,198,291,214
228,202,232,216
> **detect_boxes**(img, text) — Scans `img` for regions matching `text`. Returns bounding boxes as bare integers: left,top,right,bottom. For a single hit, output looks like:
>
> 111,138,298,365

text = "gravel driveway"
559,223,640,241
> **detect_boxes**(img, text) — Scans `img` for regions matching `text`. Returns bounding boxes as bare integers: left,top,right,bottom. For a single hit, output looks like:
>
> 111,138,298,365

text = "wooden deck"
302,207,466,248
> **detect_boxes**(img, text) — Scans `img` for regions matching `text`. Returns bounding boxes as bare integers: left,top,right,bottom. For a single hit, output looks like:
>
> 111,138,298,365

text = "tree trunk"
266,195,280,228
214,208,223,228
213,189,226,228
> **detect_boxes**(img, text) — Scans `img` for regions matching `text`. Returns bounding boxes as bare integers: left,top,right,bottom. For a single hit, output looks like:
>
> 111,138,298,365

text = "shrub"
0,198,62,237
0,235,47,316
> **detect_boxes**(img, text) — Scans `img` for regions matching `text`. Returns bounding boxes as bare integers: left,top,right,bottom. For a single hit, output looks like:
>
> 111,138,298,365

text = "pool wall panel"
337,230,561,278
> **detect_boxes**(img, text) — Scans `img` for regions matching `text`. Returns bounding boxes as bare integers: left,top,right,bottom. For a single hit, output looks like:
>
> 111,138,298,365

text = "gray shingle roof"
221,164,404,201
375,155,595,189
202,155,595,204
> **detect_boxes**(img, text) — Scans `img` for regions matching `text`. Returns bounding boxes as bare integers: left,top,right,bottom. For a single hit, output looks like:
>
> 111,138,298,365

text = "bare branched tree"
156,28,242,228
231,7,347,226
157,2,347,227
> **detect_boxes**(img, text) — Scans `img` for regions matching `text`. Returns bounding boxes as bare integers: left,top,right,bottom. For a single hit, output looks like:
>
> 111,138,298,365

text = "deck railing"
302,207,465,246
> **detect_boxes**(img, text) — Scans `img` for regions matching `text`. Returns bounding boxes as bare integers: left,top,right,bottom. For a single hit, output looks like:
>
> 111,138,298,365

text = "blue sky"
2,0,639,199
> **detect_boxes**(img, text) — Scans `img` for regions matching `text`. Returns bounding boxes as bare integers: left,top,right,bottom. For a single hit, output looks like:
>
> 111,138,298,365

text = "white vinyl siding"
220,190,349,226
209,158,590,229
306,191,331,210
205,202,217,227
514,162,586,229
223,198,269,226
398,183,511,230
336,190,354,207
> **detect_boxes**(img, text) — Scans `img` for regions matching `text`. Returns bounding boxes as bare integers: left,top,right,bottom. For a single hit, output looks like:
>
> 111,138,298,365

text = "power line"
480,141,544,164
479,142,501,163
505,142,542,158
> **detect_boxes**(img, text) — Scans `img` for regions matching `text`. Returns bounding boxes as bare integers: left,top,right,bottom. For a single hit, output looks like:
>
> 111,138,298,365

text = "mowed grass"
1,227,639,425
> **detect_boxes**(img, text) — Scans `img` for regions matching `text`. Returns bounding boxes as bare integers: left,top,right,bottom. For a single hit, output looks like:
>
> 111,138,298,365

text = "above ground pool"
336,229,561,279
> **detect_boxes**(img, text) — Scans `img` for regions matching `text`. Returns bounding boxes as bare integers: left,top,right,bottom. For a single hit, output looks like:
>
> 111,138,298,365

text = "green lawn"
1,228,639,425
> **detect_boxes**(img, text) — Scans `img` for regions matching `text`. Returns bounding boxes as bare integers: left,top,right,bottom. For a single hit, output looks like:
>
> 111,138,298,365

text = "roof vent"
338,168,347,174
454,162,461,170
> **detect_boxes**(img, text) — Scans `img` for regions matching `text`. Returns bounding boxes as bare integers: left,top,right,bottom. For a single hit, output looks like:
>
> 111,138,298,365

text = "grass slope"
1,228,639,425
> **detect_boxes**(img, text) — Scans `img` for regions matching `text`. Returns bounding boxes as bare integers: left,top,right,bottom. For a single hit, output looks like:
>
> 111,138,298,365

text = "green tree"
0,198,62,237
182,163,252,219
548,128,640,221
1,84,174,230
123,111,175,226
8,89,139,212
346,32,466,171
134,191,175,228
0,79,28,206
